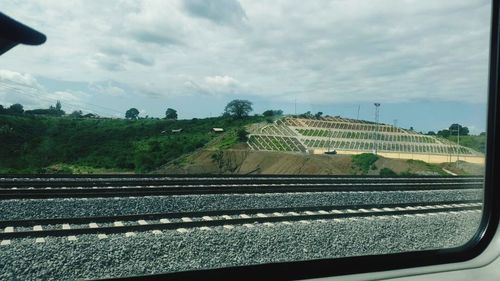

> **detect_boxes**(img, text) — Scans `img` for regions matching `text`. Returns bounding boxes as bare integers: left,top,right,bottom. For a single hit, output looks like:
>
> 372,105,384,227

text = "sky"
0,0,492,134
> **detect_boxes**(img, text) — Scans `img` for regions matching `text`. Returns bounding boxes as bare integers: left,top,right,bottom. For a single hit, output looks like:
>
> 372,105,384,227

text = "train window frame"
1,1,498,280
105,1,499,280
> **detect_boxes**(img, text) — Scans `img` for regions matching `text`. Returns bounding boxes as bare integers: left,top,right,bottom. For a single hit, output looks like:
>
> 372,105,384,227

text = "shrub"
237,128,249,142
379,167,397,177
352,153,379,174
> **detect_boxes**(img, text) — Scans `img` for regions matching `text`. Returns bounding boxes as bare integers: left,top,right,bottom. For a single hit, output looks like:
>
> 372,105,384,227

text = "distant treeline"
0,113,263,174
0,101,79,117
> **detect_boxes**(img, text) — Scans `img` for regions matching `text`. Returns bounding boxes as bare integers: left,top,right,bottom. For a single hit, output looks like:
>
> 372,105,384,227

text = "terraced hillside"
247,117,484,164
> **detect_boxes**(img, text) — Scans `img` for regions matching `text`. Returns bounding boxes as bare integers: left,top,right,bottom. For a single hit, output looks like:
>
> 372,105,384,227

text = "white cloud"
0,69,39,88
0,69,87,113
183,0,248,26
204,75,239,87
46,91,85,105
0,0,491,107
88,82,126,97
0,69,46,108
183,75,243,97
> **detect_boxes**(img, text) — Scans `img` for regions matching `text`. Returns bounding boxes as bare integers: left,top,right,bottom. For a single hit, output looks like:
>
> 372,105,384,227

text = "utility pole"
393,119,398,128
294,98,297,116
373,103,381,154
449,125,461,167
356,105,360,120
456,126,460,165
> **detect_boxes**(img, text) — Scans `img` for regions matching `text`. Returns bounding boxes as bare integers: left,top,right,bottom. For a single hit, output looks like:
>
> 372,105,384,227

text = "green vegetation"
352,153,379,174
379,167,397,177
165,108,178,120
437,124,470,137
262,109,283,117
237,128,249,142
211,126,250,150
0,114,263,173
0,101,66,117
125,108,140,120
445,135,486,153
224,99,253,119
401,159,447,176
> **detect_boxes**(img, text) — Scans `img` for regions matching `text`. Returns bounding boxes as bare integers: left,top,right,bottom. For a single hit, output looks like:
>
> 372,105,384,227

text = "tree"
70,110,83,118
426,131,436,135
237,128,249,142
0,105,5,114
299,111,313,118
52,102,65,116
83,113,97,118
314,111,323,118
224,99,253,119
449,124,469,136
262,110,274,117
437,129,450,138
8,103,24,114
262,109,283,117
165,108,178,120
125,108,140,120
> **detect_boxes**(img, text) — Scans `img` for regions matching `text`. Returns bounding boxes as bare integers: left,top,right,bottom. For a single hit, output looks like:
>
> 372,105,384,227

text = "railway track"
0,200,482,243
0,176,484,199
0,175,484,187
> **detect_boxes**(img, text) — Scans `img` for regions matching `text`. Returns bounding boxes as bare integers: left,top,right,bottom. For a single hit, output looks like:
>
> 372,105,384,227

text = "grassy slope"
161,150,481,176
0,114,263,173
440,135,486,153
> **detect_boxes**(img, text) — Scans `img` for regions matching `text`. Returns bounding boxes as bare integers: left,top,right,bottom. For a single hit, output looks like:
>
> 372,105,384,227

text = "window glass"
0,1,489,280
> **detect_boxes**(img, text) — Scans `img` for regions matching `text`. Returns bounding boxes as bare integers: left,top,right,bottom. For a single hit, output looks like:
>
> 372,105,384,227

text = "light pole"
373,103,380,154
450,126,461,165
294,97,297,116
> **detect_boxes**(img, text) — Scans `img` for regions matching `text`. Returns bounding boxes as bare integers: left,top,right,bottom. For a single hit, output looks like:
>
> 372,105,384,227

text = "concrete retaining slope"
311,149,485,164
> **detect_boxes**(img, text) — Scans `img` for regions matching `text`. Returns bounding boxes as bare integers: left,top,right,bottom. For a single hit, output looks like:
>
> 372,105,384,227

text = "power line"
0,81,125,116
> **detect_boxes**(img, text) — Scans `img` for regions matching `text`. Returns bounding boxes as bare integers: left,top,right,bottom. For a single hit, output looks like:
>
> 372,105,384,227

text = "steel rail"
0,182,483,199
0,199,482,228
0,201,482,240
0,181,484,189
0,176,484,188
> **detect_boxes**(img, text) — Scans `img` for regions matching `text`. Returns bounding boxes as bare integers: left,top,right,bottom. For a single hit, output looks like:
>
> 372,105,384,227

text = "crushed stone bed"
0,189,480,220
0,212,481,281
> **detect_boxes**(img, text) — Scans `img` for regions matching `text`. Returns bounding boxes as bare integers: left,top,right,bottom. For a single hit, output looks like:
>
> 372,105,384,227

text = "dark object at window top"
0,12,46,55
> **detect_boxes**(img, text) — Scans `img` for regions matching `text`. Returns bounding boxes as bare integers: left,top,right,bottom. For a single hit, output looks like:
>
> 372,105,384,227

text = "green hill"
443,135,486,153
0,114,262,173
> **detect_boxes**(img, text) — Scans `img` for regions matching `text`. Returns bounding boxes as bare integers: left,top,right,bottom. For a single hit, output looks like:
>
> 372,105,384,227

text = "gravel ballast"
0,189,481,220
0,211,481,280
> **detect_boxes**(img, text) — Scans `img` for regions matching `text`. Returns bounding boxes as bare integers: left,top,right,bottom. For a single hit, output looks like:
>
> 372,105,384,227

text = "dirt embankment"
160,149,353,175
440,161,485,176
158,149,484,176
